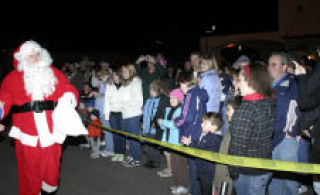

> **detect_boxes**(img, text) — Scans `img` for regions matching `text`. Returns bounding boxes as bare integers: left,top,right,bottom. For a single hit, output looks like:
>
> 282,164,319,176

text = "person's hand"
181,136,192,145
136,55,146,64
91,91,99,98
157,119,163,126
293,60,306,76
301,130,311,138
0,124,5,132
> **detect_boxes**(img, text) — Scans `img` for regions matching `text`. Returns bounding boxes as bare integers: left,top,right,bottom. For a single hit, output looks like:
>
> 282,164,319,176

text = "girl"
104,69,124,161
199,54,221,113
143,80,170,168
174,71,208,195
228,62,274,195
157,88,184,178
159,88,190,194
120,64,143,167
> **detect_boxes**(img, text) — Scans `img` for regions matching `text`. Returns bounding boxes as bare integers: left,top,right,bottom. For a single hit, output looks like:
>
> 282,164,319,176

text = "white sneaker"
157,168,169,175
299,185,308,194
111,154,120,162
100,150,114,157
118,154,124,162
171,186,188,195
157,168,173,177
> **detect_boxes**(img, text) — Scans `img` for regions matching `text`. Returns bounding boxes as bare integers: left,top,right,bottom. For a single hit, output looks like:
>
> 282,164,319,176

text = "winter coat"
199,70,221,113
174,86,208,142
190,132,222,182
161,106,182,145
88,119,102,138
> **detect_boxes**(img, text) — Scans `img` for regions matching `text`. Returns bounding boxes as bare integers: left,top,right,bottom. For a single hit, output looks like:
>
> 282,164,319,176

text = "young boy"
181,112,223,195
214,96,242,195
88,109,102,159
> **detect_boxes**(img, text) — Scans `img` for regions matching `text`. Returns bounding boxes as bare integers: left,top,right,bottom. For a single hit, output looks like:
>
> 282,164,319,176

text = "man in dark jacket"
134,55,165,103
268,52,300,195
295,46,320,194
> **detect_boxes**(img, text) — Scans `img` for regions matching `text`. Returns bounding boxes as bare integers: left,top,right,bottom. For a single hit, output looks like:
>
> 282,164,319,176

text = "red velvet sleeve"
0,74,13,119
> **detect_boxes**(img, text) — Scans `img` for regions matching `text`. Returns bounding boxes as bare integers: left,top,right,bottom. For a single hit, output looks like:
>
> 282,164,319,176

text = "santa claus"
0,40,86,195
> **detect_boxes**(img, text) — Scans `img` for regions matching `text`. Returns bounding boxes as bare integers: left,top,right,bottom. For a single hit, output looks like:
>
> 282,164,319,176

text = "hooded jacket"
174,86,208,142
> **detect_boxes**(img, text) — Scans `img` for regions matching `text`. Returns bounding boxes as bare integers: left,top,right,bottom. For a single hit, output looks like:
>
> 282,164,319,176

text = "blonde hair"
122,64,137,86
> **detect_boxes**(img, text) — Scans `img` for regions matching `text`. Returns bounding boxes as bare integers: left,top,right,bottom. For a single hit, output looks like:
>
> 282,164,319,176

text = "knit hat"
170,88,184,102
232,55,250,70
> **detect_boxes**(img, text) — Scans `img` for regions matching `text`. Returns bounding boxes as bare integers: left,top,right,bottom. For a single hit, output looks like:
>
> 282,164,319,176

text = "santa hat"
170,88,184,102
13,40,52,71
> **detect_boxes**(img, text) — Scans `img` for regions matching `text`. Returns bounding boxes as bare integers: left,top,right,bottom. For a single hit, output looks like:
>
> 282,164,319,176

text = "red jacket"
88,119,102,138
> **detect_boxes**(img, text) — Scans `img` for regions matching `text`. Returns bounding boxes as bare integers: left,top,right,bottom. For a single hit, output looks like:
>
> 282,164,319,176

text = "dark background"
0,1,278,54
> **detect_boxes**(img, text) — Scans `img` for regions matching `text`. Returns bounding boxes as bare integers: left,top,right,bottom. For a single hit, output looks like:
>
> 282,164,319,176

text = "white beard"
21,61,57,100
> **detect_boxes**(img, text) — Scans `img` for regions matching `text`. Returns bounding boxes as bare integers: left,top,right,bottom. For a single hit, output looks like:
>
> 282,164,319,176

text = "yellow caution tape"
99,126,320,174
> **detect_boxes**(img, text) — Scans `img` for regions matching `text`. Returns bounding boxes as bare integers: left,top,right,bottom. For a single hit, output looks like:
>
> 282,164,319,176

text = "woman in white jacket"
120,64,143,167
104,70,125,162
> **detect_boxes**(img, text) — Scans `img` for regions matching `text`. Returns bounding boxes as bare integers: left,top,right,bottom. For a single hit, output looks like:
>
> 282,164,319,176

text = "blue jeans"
298,137,310,163
268,138,299,195
220,102,229,136
101,119,114,153
234,172,272,195
122,116,141,161
110,112,125,154
188,157,201,195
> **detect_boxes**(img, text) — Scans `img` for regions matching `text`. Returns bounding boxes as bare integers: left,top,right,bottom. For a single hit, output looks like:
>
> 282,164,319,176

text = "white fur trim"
59,92,77,107
42,181,57,193
9,126,38,147
33,112,55,147
52,129,67,144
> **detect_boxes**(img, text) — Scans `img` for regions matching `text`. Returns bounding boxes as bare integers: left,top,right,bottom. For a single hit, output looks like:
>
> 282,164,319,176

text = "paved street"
0,135,173,195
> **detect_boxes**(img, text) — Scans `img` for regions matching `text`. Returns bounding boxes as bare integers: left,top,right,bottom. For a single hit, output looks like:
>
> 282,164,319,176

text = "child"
228,62,274,195
157,88,184,178
181,112,223,195
213,96,242,195
88,109,102,159
143,80,170,168
174,71,208,195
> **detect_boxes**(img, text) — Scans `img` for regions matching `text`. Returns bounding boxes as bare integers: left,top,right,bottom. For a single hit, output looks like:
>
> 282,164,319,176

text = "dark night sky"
0,1,278,57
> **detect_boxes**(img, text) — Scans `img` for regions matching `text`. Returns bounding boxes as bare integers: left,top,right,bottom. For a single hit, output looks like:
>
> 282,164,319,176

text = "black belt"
12,101,57,113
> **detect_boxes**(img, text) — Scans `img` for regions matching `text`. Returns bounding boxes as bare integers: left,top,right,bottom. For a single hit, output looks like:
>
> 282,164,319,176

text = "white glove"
59,92,77,108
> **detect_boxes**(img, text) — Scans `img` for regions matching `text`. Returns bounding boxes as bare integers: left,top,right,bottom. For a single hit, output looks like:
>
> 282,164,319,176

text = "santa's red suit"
0,41,82,195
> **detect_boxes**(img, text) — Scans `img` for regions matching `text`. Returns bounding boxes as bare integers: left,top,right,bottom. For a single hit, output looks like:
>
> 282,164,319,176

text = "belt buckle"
32,101,43,113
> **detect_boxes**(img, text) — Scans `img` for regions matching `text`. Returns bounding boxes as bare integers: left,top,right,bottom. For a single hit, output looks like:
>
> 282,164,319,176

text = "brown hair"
177,71,196,87
241,61,273,97
150,80,170,97
107,69,122,85
121,64,137,86
202,112,223,130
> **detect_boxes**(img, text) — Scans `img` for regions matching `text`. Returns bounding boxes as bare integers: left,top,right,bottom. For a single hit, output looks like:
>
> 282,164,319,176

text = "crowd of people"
1,40,320,195
59,45,320,195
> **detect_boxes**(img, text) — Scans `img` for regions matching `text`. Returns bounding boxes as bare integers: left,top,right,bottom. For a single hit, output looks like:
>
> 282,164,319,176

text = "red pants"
15,140,62,195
